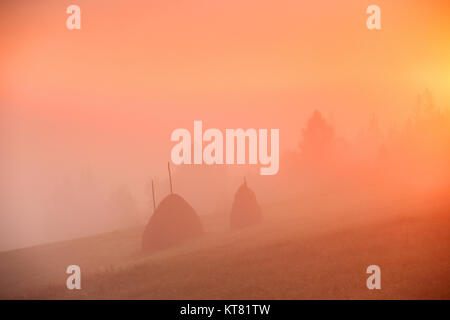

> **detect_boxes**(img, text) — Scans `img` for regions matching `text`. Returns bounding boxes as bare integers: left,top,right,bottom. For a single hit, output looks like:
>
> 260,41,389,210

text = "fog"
1,0,450,252
1,89,449,251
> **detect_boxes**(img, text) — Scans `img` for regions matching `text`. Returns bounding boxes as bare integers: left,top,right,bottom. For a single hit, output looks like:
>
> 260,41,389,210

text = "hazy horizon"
1,0,450,251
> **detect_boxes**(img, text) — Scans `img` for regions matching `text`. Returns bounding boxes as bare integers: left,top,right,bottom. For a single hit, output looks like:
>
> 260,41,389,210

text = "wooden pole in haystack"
168,161,173,194
151,179,156,210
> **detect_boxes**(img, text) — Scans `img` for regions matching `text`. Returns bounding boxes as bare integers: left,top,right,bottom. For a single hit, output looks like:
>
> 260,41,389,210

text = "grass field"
0,191,449,299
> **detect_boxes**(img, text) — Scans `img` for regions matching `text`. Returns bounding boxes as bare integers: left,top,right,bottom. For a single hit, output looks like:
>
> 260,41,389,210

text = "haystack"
142,193,203,251
142,163,203,251
230,179,262,229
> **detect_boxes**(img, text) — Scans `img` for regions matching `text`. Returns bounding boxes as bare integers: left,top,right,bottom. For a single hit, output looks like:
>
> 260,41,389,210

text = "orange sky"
2,2,450,112
2,0,449,164
1,0,449,178
1,0,449,249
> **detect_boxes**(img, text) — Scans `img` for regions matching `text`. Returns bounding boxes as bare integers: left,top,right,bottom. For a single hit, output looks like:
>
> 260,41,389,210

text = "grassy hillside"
1,192,449,299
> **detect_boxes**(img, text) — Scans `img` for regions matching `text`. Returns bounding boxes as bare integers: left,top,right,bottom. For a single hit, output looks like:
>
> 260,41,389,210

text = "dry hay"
230,181,262,229
142,194,203,251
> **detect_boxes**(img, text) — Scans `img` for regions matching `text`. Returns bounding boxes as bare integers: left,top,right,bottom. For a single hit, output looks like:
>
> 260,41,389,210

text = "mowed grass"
1,193,449,299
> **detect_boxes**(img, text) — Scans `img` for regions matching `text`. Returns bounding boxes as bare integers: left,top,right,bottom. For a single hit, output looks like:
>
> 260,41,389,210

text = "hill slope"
1,194,449,299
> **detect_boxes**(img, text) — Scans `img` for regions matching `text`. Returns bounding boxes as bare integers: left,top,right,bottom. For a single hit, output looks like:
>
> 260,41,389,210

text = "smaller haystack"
230,178,262,229
142,163,203,251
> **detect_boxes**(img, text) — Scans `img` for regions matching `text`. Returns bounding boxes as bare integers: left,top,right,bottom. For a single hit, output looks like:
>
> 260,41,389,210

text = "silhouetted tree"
299,110,335,162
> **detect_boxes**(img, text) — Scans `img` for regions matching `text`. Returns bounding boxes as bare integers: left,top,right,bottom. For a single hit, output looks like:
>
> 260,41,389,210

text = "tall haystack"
230,178,262,229
142,193,203,251
142,163,203,251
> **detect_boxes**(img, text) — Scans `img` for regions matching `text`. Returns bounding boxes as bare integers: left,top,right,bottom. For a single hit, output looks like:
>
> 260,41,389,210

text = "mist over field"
2,93,449,252
0,0,449,299
1,99,449,299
